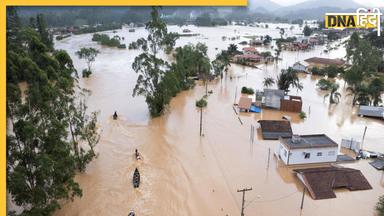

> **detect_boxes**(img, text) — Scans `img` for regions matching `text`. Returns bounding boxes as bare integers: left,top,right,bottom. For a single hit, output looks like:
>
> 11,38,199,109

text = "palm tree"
263,77,275,88
227,43,239,56
325,83,341,104
276,67,303,94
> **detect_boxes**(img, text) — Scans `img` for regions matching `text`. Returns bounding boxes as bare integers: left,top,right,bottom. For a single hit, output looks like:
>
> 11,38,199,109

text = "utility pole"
237,187,252,216
234,86,238,104
361,126,367,150
199,106,203,136
267,148,271,169
300,187,306,209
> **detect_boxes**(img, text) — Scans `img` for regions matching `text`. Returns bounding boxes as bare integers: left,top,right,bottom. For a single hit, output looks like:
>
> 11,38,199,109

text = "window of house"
304,153,310,159
328,151,336,156
317,152,322,156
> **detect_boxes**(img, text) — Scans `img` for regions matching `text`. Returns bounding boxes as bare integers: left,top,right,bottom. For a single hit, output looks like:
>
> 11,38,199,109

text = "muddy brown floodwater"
54,24,384,216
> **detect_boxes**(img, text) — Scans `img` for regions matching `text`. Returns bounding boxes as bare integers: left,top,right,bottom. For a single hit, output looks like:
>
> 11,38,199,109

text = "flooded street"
54,24,384,216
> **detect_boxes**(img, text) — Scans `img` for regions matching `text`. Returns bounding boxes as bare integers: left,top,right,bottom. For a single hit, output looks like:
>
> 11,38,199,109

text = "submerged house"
278,134,338,165
294,166,372,199
233,54,262,63
242,47,259,55
358,105,384,119
291,61,309,73
280,95,302,113
249,38,263,46
304,57,345,69
258,120,293,140
238,97,253,112
262,89,302,113
264,89,285,109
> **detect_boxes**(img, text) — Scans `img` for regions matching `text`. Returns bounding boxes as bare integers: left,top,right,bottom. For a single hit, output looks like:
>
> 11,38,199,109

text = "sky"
270,0,384,7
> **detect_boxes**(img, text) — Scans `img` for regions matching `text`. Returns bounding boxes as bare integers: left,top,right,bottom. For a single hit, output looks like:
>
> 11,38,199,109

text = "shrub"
196,98,208,108
82,69,92,78
299,111,307,119
317,79,333,90
241,86,254,94
92,33,124,48
311,66,326,76
325,65,340,78
376,195,384,216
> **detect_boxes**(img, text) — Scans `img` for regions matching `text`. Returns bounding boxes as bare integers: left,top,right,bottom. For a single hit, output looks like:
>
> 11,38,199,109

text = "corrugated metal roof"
280,134,338,150
294,166,372,200
258,120,293,140
358,105,384,118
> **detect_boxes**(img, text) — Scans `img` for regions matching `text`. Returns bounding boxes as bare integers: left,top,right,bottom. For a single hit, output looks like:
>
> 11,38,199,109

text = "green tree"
263,77,275,88
162,32,179,54
7,8,99,215
196,97,208,136
263,35,272,45
368,78,384,106
344,32,382,106
376,195,384,216
36,14,53,50
324,83,341,104
279,28,285,38
276,67,303,93
131,7,178,117
76,47,99,77
195,13,212,26
212,50,230,79
303,25,312,36
274,41,282,63
317,78,333,90
227,43,240,56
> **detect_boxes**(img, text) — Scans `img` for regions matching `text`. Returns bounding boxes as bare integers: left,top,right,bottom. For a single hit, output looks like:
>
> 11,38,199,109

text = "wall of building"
279,144,338,165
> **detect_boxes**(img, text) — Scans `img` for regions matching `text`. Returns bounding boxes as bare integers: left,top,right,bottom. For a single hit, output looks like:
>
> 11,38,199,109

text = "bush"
299,111,307,119
311,66,326,76
196,98,208,108
317,79,333,90
376,195,384,216
241,86,254,94
82,69,92,78
128,42,138,50
325,65,342,78
92,33,124,48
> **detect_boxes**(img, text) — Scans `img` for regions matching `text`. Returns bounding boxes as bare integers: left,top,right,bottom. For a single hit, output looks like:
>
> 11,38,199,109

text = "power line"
244,190,299,208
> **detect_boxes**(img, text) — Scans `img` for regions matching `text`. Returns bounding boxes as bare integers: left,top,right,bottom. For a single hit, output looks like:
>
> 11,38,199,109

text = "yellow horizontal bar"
5,0,247,6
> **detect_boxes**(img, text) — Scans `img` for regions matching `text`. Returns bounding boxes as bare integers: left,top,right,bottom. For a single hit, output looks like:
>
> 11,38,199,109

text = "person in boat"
135,149,141,160
133,168,140,188
113,111,118,120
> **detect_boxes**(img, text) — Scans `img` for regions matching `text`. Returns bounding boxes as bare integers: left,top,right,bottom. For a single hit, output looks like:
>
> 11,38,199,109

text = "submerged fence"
341,138,361,153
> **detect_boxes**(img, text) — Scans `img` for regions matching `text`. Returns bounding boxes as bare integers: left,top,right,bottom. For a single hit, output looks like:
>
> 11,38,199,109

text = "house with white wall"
278,134,338,165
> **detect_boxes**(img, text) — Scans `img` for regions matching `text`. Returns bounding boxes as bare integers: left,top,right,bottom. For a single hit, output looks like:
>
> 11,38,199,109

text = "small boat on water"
133,168,140,188
135,149,142,160
128,210,135,216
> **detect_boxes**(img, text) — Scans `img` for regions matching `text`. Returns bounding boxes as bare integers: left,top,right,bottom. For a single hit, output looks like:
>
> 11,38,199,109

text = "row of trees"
344,32,384,106
131,7,214,117
131,7,234,117
92,33,126,49
311,65,344,78
7,8,99,215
